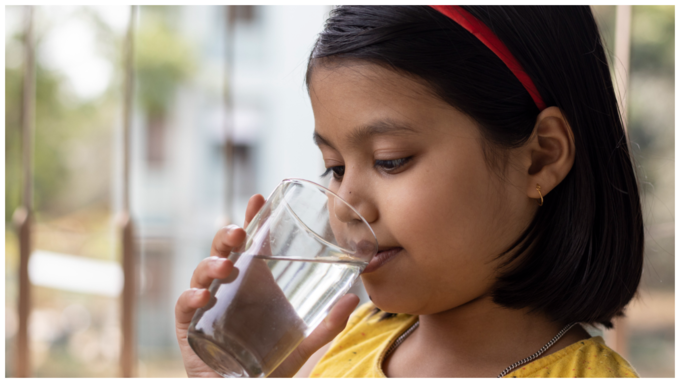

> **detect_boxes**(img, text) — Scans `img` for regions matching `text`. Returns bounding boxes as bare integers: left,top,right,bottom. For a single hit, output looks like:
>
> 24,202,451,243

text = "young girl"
175,6,643,378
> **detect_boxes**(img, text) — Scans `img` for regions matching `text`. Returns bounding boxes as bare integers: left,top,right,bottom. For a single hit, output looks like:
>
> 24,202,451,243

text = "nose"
332,182,378,225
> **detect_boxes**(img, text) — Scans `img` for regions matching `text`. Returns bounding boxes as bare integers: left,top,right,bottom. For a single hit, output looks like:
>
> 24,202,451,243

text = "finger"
175,288,211,328
190,256,234,289
301,293,360,352
272,294,360,377
211,224,247,257
244,194,266,229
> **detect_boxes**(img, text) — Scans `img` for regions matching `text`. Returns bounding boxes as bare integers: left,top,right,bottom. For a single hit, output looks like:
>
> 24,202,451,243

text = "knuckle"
206,257,228,275
289,346,309,368
198,257,212,269
199,257,218,272
221,224,239,234
175,291,190,311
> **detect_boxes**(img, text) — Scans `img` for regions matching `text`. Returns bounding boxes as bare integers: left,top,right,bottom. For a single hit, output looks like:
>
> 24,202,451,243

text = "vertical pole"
223,6,237,226
118,5,137,378
613,5,632,135
13,5,35,378
604,4,632,358
118,213,135,377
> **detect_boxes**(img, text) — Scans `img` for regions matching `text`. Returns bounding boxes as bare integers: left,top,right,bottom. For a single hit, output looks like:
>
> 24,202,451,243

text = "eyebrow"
313,119,418,149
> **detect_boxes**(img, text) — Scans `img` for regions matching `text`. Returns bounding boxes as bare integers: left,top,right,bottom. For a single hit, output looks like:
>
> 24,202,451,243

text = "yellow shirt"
310,302,639,378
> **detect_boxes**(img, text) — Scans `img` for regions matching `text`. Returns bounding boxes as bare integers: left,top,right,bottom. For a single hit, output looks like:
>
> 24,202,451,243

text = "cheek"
368,147,509,313
388,149,503,257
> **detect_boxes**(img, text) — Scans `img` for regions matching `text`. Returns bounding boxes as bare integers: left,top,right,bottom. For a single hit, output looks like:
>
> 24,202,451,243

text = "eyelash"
320,157,413,180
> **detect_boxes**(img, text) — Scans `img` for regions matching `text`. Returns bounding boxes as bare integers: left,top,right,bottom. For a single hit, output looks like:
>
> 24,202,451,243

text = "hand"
267,293,359,377
175,194,264,377
174,194,360,378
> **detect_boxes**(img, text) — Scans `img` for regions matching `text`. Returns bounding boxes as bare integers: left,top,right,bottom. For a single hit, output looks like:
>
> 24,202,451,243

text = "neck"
410,295,585,373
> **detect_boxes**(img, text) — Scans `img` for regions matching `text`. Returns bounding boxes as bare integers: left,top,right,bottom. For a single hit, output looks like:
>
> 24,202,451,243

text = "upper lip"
377,246,402,252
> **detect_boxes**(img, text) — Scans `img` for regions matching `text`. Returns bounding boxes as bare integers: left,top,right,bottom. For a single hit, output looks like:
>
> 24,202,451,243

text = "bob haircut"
305,6,644,329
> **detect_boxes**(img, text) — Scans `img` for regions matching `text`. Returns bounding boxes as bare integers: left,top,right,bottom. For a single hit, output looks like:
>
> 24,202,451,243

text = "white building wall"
131,6,370,356
236,6,330,219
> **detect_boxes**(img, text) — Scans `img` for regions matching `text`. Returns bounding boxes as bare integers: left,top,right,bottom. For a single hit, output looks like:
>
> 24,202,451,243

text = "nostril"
330,185,377,224
333,198,357,223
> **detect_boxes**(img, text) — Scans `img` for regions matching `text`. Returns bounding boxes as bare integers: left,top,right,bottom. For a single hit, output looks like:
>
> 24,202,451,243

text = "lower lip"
361,248,402,274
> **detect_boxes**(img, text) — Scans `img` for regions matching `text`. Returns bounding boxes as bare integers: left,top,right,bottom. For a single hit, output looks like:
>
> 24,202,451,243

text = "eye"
374,157,412,173
320,165,345,180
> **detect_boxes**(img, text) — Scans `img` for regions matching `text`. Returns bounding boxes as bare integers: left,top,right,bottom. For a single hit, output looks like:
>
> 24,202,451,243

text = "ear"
524,106,576,202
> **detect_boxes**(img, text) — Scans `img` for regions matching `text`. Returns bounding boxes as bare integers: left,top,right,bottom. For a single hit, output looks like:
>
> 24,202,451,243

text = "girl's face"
309,62,537,316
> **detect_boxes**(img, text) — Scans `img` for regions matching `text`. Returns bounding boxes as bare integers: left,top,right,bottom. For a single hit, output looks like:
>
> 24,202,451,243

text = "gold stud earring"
536,184,543,206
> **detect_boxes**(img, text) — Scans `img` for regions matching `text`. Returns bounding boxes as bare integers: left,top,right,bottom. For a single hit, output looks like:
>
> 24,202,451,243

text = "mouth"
361,247,403,274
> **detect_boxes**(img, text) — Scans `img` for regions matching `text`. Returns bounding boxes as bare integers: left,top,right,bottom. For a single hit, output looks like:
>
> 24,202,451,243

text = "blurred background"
4,5,674,377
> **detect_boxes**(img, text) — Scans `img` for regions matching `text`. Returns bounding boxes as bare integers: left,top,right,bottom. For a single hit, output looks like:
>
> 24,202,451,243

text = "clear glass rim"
277,178,379,255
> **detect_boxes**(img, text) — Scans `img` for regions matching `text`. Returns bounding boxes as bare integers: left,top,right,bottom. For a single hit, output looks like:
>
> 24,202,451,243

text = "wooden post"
14,207,32,378
118,212,135,377
118,5,137,377
604,4,632,358
613,5,632,135
14,5,35,378
222,6,237,227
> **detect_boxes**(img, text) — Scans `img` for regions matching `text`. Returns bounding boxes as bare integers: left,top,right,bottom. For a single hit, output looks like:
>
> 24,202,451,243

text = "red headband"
430,5,547,111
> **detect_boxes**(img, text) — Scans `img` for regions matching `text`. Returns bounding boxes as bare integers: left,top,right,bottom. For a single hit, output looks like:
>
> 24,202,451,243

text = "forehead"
308,61,445,115
308,61,479,145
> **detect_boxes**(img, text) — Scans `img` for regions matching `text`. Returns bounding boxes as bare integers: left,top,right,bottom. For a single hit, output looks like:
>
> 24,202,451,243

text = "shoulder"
346,301,379,328
309,302,416,378
328,301,413,354
505,336,639,378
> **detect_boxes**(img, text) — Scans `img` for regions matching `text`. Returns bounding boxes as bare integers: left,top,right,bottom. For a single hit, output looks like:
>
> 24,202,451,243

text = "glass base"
188,333,264,378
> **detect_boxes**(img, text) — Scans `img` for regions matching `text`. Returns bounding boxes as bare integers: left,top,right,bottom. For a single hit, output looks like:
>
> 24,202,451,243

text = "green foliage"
135,7,195,118
5,63,71,221
630,6,675,76
626,6,675,158
5,67,22,222
5,34,119,222
5,6,197,223
592,6,674,191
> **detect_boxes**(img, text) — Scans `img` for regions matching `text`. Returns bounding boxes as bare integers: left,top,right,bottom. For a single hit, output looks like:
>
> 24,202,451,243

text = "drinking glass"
187,178,378,378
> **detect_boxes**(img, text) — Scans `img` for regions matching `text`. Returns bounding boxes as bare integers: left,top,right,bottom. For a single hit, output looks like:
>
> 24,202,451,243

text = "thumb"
270,294,360,377
304,293,361,351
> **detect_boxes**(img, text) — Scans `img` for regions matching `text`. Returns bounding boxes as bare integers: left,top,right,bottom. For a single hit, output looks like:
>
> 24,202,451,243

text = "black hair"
306,6,644,329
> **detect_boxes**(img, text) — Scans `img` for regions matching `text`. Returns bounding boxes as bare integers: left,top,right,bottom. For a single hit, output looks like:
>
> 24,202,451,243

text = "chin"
361,276,418,314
